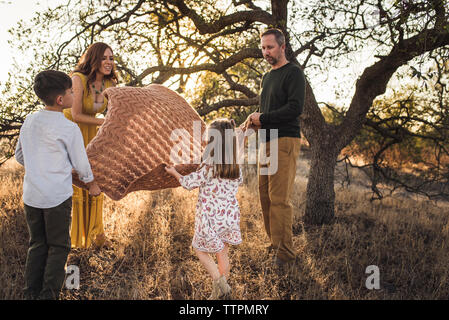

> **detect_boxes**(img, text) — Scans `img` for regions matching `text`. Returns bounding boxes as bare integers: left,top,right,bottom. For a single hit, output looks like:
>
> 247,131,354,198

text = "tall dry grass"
1,157,448,300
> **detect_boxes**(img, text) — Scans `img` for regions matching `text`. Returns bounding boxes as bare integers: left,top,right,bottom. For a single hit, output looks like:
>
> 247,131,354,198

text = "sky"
0,0,48,83
0,0,369,106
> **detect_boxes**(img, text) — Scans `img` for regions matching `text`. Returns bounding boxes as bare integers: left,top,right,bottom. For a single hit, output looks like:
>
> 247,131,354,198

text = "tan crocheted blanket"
72,84,206,200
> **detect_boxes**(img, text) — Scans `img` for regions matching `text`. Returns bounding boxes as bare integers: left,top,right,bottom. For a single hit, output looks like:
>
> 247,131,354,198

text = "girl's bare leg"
216,243,230,278
194,248,220,280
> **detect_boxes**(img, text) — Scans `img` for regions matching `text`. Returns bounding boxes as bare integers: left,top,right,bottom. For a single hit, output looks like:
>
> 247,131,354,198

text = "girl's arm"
71,75,104,126
165,166,182,182
165,165,209,191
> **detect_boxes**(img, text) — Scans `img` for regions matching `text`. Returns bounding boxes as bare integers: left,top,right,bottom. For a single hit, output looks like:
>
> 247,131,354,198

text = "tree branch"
166,0,273,34
336,27,449,150
197,96,259,115
128,47,262,85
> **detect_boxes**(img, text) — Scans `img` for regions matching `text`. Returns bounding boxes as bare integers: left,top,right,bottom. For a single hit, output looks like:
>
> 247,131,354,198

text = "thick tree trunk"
297,29,449,225
303,138,339,225
299,80,339,225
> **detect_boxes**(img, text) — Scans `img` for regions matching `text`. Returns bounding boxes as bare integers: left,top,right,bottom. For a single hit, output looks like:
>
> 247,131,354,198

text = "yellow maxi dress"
64,72,114,248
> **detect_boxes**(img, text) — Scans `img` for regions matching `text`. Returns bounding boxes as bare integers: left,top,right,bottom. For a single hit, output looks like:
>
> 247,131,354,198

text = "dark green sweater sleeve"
259,67,305,124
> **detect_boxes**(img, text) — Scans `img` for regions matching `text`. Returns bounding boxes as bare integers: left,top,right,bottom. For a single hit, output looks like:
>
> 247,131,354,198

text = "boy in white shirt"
15,70,101,300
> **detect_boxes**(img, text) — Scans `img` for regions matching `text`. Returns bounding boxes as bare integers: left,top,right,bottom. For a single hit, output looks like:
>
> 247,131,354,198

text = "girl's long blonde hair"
202,118,240,179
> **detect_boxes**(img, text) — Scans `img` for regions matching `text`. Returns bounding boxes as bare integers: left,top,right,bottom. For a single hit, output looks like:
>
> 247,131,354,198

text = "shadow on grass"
291,207,449,299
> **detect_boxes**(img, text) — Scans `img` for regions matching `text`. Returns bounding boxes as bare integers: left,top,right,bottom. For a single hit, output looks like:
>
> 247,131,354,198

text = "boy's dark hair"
33,70,72,106
260,28,286,46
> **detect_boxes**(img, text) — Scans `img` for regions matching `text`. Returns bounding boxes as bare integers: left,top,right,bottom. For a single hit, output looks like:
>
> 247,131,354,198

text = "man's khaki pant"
258,137,300,262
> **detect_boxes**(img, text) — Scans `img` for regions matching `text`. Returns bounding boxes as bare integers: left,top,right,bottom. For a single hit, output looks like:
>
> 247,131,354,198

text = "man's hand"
242,112,262,131
250,112,262,126
88,181,101,196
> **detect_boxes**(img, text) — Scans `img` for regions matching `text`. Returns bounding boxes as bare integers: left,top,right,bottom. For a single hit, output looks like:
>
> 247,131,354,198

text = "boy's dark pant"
23,197,72,300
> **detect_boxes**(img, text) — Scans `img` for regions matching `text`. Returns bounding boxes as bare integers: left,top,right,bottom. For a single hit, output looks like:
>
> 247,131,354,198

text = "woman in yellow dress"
64,42,118,248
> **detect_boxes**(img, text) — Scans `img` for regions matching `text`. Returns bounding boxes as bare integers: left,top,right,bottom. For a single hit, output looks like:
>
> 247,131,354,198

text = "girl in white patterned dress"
165,118,243,300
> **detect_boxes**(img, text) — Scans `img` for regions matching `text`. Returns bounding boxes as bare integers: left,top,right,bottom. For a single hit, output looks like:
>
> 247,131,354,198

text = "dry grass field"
1,155,449,300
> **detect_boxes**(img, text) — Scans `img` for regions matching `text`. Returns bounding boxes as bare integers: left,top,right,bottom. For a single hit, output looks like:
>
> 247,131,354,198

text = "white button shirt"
15,109,94,208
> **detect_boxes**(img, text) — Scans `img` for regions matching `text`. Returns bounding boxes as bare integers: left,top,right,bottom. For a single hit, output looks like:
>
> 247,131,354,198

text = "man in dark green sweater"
245,28,305,268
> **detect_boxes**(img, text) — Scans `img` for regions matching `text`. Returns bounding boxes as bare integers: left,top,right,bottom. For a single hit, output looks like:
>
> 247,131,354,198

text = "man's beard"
265,55,278,65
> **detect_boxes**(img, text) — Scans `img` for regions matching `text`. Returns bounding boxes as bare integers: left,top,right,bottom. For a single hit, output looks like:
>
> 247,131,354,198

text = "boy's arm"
15,137,24,166
67,127,94,184
85,180,101,196
67,128,101,196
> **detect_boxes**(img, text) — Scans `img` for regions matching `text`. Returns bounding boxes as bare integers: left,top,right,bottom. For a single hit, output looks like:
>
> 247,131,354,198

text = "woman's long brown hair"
72,42,118,95
202,118,240,179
